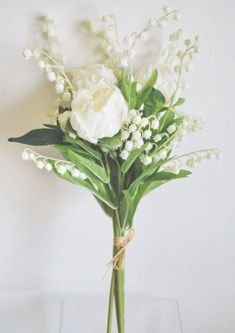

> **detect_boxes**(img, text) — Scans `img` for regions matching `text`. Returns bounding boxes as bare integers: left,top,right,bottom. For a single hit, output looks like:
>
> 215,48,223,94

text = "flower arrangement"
9,6,221,332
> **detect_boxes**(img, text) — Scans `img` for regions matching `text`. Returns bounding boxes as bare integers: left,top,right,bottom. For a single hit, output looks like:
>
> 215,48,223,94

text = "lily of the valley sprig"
9,6,221,333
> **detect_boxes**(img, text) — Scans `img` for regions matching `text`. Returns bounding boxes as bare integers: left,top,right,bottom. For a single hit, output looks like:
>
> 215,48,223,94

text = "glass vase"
59,295,184,333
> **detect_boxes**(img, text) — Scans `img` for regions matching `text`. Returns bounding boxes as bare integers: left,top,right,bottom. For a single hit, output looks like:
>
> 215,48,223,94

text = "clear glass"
0,292,183,333
59,296,184,333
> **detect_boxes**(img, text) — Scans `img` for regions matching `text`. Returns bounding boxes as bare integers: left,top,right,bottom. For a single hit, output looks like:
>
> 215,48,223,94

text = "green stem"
115,267,125,333
106,271,115,333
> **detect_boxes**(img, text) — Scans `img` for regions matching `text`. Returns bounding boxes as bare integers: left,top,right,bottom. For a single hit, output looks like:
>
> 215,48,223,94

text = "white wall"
0,0,234,332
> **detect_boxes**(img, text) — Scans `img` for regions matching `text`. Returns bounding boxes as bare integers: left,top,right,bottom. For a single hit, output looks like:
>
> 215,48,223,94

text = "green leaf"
128,160,163,197
141,169,191,196
172,97,185,107
53,167,117,209
119,190,134,230
68,150,110,184
8,128,64,146
136,70,158,109
159,109,175,131
64,134,101,160
144,88,165,116
119,73,137,108
121,145,147,174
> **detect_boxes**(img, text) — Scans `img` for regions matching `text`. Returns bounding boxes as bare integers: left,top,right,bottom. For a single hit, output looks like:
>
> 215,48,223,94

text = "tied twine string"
103,228,135,278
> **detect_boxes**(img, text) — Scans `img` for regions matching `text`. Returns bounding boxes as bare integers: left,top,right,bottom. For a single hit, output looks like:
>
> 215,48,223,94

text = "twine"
108,228,135,271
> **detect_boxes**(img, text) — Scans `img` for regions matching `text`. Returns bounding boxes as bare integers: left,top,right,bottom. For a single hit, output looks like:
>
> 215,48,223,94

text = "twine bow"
102,228,135,280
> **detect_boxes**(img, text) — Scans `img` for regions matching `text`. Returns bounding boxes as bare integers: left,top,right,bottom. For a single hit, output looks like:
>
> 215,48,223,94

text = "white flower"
71,64,117,90
167,124,177,134
148,18,157,27
21,151,29,160
132,131,142,141
129,109,138,119
23,48,32,59
154,134,162,143
133,115,142,125
140,118,149,127
134,139,144,149
36,160,44,169
47,72,56,82
120,150,129,160
55,83,64,94
142,155,152,165
151,119,159,129
38,60,45,69
143,129,152,140
57,165,67,175
45,163,53,172
125,141,134,151
129,124,137,133
70,81,128,143
121,130,129,141
71,168,81,178
145,143,153,152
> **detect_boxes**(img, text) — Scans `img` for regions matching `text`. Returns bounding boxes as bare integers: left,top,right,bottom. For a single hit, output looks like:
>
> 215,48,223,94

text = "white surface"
0,0,234,333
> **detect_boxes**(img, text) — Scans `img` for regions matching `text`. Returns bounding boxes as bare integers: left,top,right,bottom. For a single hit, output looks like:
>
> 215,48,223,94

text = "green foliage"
8,127,64,146
119,72,137,109
64,134,101,160
172,97,185,107
136,70,158,109
144,88,165,116
121,144,147,174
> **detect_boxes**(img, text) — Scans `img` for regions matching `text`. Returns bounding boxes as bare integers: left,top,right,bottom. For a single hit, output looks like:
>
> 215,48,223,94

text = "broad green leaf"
136,70,158,109
53,167,117,209
128,160,164,197
144,88,165,115
119,190,134,230
141,169,191,196
119,73,137,108
68,150,110,184
94,197,113,218
65,134,101,160
159,109,175,131
8,128,64,146
121,145,147,174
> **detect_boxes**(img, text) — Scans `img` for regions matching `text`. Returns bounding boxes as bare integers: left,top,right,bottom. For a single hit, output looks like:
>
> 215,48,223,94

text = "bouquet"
9,6,221,332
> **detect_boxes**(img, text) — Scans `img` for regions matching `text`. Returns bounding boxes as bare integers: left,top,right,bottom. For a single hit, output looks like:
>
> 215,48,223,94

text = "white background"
0,0,234,332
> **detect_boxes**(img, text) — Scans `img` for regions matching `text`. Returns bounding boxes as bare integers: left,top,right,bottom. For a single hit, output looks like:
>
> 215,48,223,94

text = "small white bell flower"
36,160,44,170
47,72,56,82
125,141,134,152
133,115,142,125
57,165,67,175
23,48,32,59
71,168,81,178
139,31,148,41
120,150,129,160
21,151,29,161
143,129,152,140
142,155,152,165
145,143,153,152
132,131,142,141
55,83,64,94
38,60,45,69
45,163,53,172
153,134,162,143
167,124,177,134
140,118,149,127
151,119,159,129
129,124,137,133
134,139,144,149
121,130,130,141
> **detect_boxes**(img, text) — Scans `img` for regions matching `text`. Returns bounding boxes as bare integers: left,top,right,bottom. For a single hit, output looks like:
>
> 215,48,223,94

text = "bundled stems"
107,211,126,333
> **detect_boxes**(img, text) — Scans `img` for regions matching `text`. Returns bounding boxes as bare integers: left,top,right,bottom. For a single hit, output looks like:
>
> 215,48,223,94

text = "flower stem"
106,271,115,333
115,267,125,333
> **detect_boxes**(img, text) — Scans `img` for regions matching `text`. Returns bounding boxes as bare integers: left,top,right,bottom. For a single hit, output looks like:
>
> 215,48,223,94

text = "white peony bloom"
70,81,128,143
70,64,117,90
